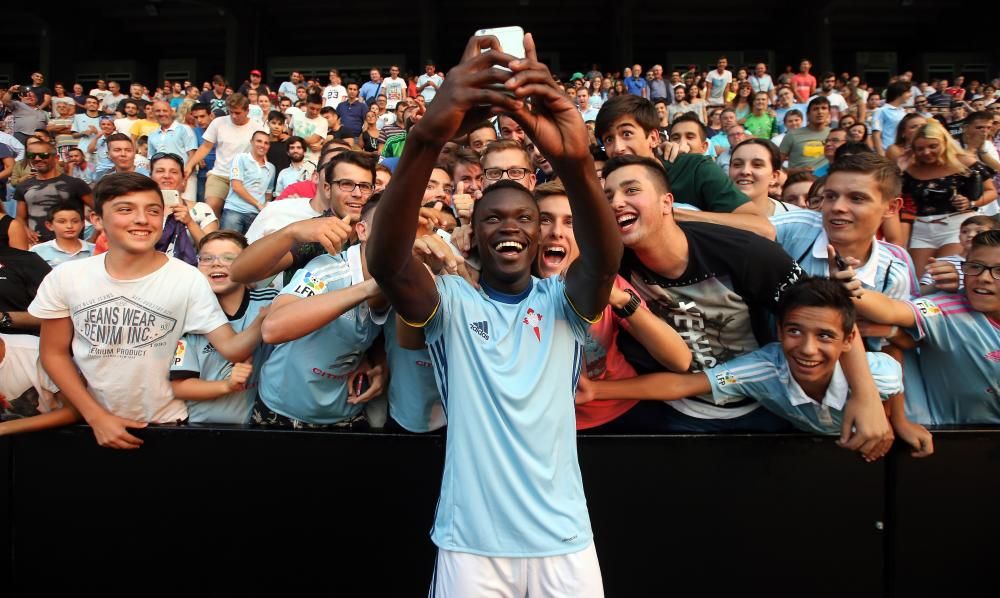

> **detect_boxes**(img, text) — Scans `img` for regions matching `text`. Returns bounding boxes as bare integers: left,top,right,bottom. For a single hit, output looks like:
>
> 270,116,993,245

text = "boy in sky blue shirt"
848,230,1000,425
170,231,277,424
577,278,911,455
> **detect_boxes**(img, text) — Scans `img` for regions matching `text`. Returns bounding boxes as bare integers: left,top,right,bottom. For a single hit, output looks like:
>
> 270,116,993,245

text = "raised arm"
505,33,622,318
229,215,353,284
39,317,147,449
366,35,520,324
204,314,265,363
261,279,379,344
578,371,711,404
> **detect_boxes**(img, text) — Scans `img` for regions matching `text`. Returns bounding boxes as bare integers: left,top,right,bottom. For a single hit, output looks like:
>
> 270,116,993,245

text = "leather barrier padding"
1,426,997,597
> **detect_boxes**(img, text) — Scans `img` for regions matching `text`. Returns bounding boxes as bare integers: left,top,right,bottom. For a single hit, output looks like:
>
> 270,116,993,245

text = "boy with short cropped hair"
169,231,278,424
577,278,904,446
29,201,95,267
594,94,774,237
29,172,266,449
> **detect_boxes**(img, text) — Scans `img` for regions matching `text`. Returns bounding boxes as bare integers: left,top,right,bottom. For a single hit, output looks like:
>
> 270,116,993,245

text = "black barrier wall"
1,427,997,597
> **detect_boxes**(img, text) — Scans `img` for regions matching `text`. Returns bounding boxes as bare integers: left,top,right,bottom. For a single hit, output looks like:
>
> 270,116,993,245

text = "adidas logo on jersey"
469,320,490,341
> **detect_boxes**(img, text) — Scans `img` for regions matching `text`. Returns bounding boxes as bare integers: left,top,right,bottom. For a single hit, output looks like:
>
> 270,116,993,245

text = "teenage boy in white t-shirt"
29,172,266,449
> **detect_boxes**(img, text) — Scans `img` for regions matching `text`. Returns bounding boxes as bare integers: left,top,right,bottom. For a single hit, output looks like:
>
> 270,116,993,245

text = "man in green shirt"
780,96,832,175
596,95,773,238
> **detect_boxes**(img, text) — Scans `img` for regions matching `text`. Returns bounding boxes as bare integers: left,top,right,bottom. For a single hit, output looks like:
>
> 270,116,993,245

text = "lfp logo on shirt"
173,339,187,367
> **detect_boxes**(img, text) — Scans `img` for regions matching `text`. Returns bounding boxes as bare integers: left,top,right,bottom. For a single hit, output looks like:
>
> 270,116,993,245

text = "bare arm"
185,140,215,178
261,279,379,344
872,131,885,156
612,286,691,372
586,371,712,402
0,403,81,437
367,36,520,324
229,179,263,211
506,34,622,318
673,206,776,240
229,216,352,285
170,362,252,401
203,316,264,363
6,217,29,250
39,317,147,448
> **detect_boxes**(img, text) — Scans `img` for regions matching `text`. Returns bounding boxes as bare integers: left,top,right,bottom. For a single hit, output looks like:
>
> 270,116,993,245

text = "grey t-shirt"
779,126,830,170
9,101,49,135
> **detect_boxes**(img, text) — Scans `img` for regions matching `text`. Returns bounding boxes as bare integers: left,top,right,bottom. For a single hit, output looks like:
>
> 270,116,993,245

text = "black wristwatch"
612,289,641,318
0,311,12,329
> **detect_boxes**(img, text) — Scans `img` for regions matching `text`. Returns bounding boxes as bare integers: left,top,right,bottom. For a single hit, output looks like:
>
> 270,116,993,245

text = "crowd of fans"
0,54,998,449
1,34,999,594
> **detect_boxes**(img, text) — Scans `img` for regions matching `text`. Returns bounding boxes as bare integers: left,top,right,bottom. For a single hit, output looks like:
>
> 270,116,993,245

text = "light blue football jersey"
423,275,592,557
257,245,386,424
706,343,902,434
383,312,445,433
906,294,1000,424
224,152,276,214
170,288,277,424
30,239,95,268
771,210,917,300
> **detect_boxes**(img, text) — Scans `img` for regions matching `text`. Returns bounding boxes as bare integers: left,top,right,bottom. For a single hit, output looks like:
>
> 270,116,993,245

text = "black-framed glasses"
331,179,374,195
960,261,1000,280
26,152,52,160
483,167,529,181
197,253,239,265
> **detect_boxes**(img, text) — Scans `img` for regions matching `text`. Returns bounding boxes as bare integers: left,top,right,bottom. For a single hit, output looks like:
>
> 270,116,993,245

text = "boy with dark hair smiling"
577,277,903,446
594,94,774,238
29,201,95,267
29,172,266,449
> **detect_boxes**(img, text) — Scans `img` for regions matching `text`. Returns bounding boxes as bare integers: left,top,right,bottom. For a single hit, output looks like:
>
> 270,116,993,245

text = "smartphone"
475,26,525,96
435,227,465,258
354,373,370,397
161,189,182,208
833,249,848,272
475,26,525,69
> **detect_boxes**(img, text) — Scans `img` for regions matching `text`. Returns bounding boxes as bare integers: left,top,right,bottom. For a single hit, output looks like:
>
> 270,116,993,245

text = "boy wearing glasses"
849,230,1000,424
14,138,92,244
29,173,266,448
170,231,277,424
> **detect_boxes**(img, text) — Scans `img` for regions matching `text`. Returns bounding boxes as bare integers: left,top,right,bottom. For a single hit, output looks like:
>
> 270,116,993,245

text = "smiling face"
820,171,898,250
474,186,539,290
604,163,671,249
536,194,579,278
424,167,453,205
499,116,526,145
99,190,164,253
964,244,1000,315
325,162,374,218
151,158,183,191
778,306,853,390
199,238,244,295
729,143,778,202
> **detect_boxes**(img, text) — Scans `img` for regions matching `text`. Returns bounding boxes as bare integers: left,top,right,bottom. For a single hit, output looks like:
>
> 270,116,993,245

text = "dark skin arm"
366,36,522,324
504,33,622,317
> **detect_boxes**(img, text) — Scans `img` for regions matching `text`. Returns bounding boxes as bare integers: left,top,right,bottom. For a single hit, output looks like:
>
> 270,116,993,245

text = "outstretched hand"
411,36,523,143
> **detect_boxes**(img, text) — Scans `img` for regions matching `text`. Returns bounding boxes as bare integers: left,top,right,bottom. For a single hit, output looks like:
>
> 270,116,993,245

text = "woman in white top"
729,137,800,216
149,152,219,265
